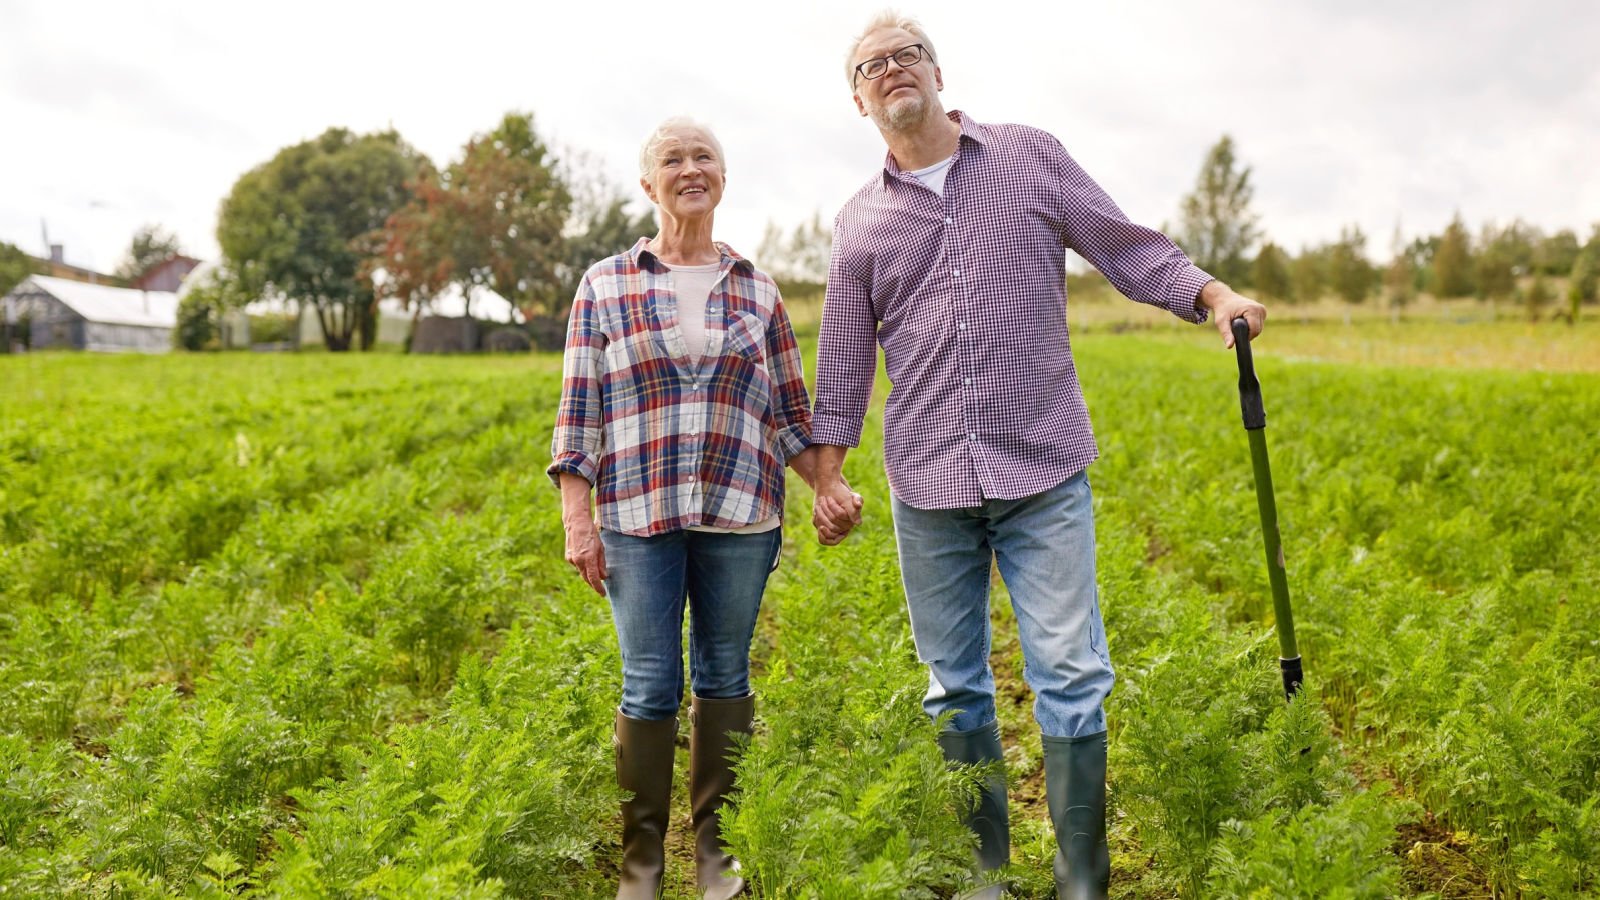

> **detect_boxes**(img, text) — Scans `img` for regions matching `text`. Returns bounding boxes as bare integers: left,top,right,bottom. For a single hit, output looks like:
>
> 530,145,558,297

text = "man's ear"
934,65,944,91
853,91,868,117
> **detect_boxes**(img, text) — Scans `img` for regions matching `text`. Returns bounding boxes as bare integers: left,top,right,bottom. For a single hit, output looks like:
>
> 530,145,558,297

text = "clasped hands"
812,478,863,546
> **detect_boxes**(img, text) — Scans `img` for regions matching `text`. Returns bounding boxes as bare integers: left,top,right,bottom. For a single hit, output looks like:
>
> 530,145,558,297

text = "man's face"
851,26,942,131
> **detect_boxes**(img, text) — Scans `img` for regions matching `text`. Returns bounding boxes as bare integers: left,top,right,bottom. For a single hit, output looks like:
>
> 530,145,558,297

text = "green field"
2,324,1597,897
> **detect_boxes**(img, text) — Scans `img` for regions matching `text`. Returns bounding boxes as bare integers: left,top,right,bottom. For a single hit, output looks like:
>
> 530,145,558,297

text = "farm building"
2,274,178,352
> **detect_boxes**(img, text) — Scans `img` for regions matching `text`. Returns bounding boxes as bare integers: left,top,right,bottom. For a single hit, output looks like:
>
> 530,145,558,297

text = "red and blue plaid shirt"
814,111,1214,509
550,238,812,536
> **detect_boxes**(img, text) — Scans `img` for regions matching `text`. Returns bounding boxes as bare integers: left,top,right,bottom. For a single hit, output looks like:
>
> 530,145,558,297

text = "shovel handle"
1232,318,1265,430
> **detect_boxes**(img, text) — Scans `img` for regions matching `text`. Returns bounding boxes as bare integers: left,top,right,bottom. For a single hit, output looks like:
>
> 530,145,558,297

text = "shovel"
1231,317,1303,701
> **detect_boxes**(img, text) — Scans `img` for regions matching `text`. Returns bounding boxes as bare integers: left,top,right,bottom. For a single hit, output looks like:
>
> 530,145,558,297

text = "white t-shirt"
906,153,956,196
665,261,720,366
664,260,781,536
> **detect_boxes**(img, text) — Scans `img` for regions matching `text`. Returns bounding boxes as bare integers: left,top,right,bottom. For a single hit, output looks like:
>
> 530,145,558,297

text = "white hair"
638,117,726,178
844,9,938,89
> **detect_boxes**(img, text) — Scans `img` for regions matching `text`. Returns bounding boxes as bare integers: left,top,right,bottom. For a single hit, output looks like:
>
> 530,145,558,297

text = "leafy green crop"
1,331,1594,897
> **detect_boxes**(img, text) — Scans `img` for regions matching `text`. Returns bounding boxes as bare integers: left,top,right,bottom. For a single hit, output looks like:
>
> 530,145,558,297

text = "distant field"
2,332,1596,897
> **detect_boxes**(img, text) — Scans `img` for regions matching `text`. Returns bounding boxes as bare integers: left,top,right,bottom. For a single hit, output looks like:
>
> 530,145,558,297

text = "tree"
1250,242,1293,304
1328,225,1375,315
173,265,252,351
1567,225,1600,323
218,127,425,351
1475,222,1518,304
1,240,37,353
1525,274,1552,322
757,213,833,285
379,112,572,323
1383,225,1417,321
1431,214,1474,298
1,240,37,298
1538,229,1581,276
1175,135,1261,287
115,224,183,283
1291,244,1329,305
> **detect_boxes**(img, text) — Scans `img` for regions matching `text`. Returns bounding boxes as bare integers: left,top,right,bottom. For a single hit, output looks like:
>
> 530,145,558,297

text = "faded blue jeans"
601,527,783,721
891,471,1113,739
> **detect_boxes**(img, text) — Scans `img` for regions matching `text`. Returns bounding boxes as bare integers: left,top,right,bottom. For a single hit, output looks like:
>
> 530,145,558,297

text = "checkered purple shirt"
550,238,812,535
813,111,1214,509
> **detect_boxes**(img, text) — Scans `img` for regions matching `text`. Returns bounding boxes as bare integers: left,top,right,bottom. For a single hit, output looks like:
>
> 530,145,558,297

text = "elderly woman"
549,118,857,900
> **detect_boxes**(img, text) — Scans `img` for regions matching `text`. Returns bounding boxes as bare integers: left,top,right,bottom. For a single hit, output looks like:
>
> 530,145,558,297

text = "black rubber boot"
1042,731,1109,900
615,711,678,900
938,720,1010,899
690,693,754,899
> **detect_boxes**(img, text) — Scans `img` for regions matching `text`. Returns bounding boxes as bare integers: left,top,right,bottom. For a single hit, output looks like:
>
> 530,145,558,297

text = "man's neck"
883,108,962,172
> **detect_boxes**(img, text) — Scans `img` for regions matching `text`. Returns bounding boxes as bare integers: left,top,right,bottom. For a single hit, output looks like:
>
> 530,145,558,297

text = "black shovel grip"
1232,318,1265,430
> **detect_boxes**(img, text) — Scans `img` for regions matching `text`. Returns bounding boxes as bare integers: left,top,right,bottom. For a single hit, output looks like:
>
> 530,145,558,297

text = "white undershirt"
665,261,720,366
906,153,956,196
663,260,780,536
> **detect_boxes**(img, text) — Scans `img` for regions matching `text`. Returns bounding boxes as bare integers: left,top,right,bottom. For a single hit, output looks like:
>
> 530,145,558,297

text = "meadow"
1,314,1596,897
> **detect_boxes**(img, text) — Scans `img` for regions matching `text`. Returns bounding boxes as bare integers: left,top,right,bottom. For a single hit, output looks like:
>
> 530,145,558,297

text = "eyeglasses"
853,43,928,85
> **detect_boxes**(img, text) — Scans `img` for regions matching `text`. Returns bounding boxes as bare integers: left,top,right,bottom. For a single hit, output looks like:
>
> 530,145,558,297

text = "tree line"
181,113,654,351
1170,136,1599,322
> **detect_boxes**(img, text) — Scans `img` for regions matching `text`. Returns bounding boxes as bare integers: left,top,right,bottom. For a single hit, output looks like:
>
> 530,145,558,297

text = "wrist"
1197,279,1231,309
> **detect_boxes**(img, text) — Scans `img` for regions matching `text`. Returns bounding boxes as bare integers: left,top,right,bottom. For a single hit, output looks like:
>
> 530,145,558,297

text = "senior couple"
550,11,1267,900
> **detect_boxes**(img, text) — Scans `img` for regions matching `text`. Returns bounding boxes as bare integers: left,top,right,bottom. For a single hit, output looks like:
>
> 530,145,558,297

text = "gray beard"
869,92,928,133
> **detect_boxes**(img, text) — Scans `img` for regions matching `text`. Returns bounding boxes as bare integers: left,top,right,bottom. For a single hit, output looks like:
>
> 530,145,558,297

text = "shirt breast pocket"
722,310,767,363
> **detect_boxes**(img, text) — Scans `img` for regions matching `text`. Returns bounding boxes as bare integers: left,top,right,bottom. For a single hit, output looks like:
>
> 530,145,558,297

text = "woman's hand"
558,473,607,595
564,516,608,595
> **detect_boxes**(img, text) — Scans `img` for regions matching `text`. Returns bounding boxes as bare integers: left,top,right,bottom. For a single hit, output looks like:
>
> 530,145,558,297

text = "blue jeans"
891,471,1113,739
601,527,782,721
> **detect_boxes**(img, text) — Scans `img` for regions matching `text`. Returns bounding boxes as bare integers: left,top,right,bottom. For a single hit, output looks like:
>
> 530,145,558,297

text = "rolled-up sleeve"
764,293,813,462
811,230,877,448
548,273,605,486
1049,137,1214,324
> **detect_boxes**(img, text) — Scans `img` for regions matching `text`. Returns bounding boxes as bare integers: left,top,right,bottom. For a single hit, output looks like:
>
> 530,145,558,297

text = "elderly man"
807,11,1268,899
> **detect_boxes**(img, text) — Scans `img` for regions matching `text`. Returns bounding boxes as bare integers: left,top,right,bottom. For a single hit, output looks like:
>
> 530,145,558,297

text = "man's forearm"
810,445,850,489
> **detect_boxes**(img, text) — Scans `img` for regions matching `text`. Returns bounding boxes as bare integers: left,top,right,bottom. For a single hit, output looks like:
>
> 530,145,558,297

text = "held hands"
1199,281,1267,348
813,479,864,546
563,516,608,595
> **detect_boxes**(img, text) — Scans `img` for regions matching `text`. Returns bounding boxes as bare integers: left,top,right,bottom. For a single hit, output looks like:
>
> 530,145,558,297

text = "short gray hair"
845,10,938,89
638,117,726,178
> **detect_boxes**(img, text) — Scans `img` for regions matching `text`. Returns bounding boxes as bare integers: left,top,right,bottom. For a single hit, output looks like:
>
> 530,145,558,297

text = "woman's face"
641,126,725,224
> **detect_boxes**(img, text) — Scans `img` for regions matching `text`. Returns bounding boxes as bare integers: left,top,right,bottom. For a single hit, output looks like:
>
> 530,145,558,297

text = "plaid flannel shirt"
549,238,812,536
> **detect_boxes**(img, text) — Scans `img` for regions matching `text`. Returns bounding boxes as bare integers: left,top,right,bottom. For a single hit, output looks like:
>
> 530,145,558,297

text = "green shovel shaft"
1232,318,1302,698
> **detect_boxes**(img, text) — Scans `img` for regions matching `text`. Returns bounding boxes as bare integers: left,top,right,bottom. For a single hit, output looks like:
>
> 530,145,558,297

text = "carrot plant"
2,327,1594,897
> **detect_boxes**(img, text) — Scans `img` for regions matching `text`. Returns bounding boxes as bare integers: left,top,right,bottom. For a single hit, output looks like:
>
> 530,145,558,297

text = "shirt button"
958,322,966,331
964,377,972,385
945,217,953,225
952,269,961,277
688,476,697,483
690,429,699,436
968,433,976,440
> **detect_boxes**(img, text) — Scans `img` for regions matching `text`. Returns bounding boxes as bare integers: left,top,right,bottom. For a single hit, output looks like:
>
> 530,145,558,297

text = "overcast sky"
3,0,1597,276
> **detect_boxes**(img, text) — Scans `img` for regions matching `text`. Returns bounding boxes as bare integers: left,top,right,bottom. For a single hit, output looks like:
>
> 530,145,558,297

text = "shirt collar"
881,109,987,185
629,236,753,274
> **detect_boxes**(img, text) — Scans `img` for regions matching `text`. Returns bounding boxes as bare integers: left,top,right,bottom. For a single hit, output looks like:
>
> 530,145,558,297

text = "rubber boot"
1042,731,1109,900
689,693,754,899
938,720,1010,900
615,711,678,900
